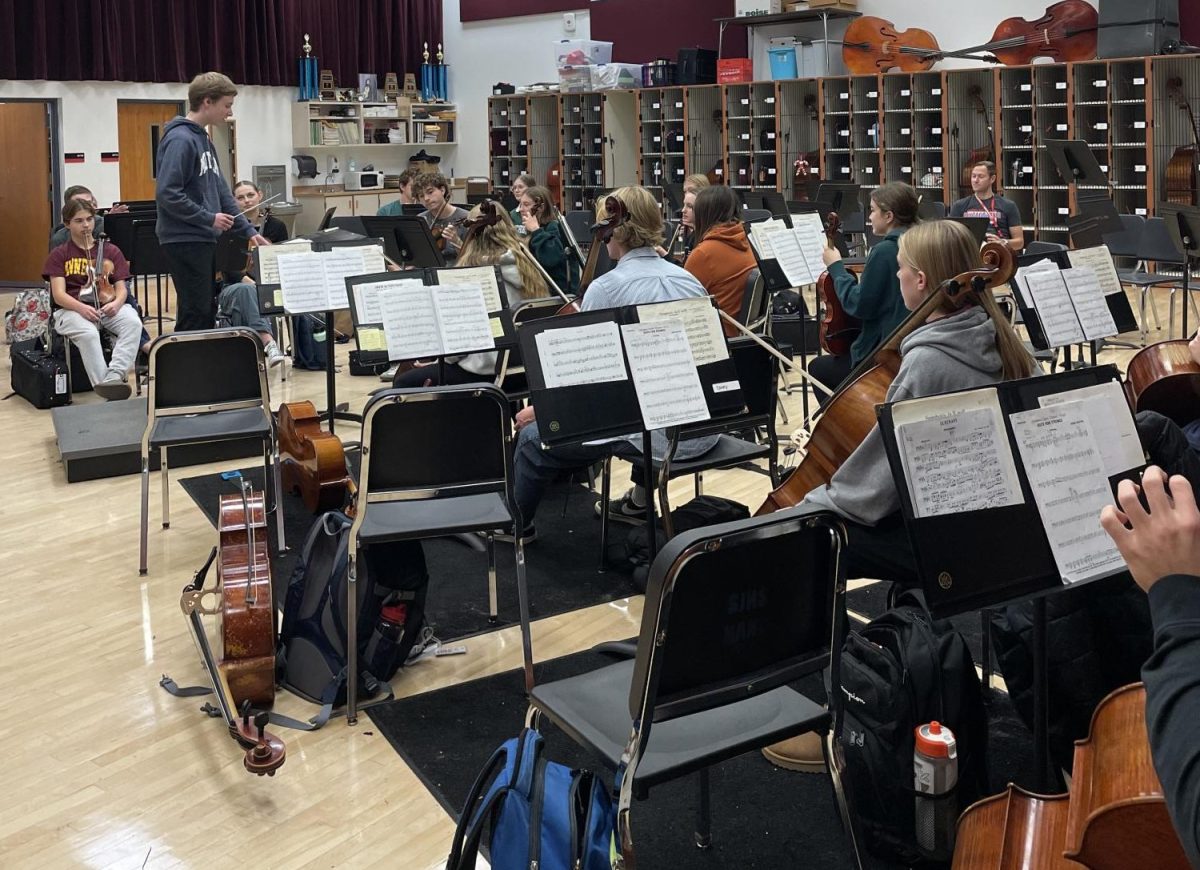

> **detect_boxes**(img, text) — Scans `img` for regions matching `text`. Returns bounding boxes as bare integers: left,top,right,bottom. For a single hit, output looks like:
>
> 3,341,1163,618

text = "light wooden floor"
0,283,1176,869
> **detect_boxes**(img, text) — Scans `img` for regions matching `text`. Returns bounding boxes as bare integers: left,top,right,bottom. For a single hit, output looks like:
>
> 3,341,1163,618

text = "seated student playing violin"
516,185,574,295
950,160,1025,252
42,198,144,401
510,185,713,541
375,169,419,215
216,180,290,368
684,185,757,336
764,219,1038,772
809,181,920,405
415,171,469,264
1100,465,1200,869
393,202,547,388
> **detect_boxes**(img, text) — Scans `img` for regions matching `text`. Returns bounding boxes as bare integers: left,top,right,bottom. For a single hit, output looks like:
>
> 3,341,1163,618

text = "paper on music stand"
1067,245,1124,298
747,222,777,260
433,265,504,312
1038,380,1143,477
377,280,495,360
256,239,312,286
357,327,387,352
1060,266,1118,340
1013,258,1058,308
757,221,814,288
792,212,828,283
1010,403,1125,585
276,246,383,313
891,387,1025,518
534,321,627,389
1022,269,1086,347
322,246,379,311
622,320,710,430
635,297,729,365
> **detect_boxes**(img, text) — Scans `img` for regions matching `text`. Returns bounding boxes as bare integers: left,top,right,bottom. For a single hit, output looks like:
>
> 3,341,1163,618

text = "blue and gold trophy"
298,34,318,100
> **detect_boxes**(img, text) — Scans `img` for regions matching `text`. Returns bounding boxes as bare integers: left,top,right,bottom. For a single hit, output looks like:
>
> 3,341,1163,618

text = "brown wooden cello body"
952,683,1191,869
217,488,275,708
1124,338,1200,427
278,400,352,513
758,241,1015,516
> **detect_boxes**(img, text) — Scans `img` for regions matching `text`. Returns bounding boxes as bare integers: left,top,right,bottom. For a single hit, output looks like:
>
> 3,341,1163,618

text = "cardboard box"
807,0,857,7
735,0,781,15
554,39,613,70
717,58,754,84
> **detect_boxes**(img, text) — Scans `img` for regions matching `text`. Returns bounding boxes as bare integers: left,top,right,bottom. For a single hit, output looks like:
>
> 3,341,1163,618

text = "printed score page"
890,388,1025,519
1023,269,1086,347
321,246,380,311
1067,245,1124,298
276,251,329,314
256,239,312,286
1010,403,1126,585
791,212,829,285
621,320,710,430
758,221,814,287
1013,258,1058,309
534,321,628,389
1059,266,1118,341
434,265,504,312
635,297,729,365
378,280,442,360
1038,380,1143,477
434,282,495,355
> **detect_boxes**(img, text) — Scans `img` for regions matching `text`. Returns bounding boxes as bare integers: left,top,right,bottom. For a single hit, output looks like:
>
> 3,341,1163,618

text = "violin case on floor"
8,338,70,409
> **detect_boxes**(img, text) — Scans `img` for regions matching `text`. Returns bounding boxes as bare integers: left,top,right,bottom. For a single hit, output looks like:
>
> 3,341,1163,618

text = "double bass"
1164,78,1200,206
758,240,1015,515
952,683,1190,869
278,400,353,513
178,481,285,775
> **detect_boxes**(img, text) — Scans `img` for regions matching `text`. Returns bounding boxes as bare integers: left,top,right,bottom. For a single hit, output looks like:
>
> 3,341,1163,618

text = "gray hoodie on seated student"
155,116,254,245
801,306,1029,527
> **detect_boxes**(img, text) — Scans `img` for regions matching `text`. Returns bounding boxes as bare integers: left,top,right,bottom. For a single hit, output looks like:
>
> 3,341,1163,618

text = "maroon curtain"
0,0,441,89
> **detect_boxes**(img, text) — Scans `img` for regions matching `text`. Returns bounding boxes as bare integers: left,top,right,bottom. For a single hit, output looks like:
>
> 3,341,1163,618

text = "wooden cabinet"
294,191,403,234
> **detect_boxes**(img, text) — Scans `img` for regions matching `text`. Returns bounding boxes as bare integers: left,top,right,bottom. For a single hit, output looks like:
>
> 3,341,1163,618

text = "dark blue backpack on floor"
447,728,616,870
276,511,430,725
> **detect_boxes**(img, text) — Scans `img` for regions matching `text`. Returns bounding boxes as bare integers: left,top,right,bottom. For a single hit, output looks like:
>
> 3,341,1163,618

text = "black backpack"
276,511,430,723
838,589,988,864
622,495,750,590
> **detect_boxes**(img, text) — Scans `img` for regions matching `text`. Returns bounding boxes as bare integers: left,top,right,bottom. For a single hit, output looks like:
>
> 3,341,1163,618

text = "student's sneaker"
380,364,399,382
593,489,650,525
94,370,131,401
490,525,537,545
264,341,288,369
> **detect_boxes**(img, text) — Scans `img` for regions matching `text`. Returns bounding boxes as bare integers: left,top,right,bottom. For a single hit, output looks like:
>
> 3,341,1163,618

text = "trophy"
420,42,432,102
436,43,448,102
298,34,319,101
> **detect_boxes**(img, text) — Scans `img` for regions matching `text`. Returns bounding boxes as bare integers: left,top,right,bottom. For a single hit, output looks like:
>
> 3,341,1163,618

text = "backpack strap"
447,741,516,870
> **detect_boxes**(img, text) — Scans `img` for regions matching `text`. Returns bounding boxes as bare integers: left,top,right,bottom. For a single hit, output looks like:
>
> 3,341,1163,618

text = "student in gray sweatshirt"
155,72,269,332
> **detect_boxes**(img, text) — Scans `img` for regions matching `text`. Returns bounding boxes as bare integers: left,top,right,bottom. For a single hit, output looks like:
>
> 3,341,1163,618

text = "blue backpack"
447,728,616,870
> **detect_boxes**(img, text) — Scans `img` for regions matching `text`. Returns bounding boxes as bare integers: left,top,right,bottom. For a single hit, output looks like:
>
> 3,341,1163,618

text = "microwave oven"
345,170,384,191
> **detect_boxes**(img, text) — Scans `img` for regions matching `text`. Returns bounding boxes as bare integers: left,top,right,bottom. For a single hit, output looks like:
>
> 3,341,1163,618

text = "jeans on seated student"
52,305,143,396
217,282,288,367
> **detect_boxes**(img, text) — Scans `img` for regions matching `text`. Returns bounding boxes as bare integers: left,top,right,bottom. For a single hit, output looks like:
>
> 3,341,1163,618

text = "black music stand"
877,366,1145,792
131,219,173,333
1159,202,1200,339
376,216,447,269
1043,139,1123,248
948,216,990,245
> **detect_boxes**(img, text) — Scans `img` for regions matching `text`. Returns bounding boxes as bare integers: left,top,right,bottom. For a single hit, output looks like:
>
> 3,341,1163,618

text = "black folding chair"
528,509,862,866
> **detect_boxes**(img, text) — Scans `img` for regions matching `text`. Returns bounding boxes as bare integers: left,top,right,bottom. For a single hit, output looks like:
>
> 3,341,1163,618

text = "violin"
85,231,119,307
178,482,285,776
758,240,1014,515
278,400,353,513
560,194,630,315
1124,337,1200,427
952,683,1190,869
817,213,862,357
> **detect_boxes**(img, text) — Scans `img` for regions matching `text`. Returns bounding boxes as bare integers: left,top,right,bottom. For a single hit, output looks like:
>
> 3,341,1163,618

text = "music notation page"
534,321,627,389
377,280,494,361
635,298,728,366
621,320,710,430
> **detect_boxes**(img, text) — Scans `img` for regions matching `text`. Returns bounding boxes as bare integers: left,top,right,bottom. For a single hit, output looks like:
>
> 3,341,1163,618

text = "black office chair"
344,384,534,722
496,297,567,402
528,509,861,865
598,336,781,561
138,328,283,574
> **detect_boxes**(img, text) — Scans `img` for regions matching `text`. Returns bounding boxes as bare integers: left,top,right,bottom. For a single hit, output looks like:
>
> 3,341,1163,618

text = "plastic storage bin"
768,45,798,79
555,40,613,69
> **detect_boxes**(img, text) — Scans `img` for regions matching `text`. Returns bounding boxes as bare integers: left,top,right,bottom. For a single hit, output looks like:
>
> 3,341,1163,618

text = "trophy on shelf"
421,43,433,101
436,44,449,102
298,34,319,101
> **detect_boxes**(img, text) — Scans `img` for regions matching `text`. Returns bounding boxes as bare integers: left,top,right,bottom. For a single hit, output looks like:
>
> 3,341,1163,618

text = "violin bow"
511,240,573,305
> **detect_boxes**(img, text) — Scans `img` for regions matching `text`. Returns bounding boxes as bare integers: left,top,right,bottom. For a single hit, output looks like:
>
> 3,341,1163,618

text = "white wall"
0,79,294,208
441,0,591,176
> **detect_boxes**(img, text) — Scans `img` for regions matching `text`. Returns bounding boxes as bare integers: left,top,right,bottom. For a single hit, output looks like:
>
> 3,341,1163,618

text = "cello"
178,481,285,776
558,194,630,315
278,400,353,513
758,240,1015,515
951,683,1190,869
1124,337,1200,427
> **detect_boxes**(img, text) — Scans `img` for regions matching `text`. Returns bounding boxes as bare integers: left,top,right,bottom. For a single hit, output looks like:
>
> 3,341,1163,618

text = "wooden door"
0,101,53,284
117,101,182,202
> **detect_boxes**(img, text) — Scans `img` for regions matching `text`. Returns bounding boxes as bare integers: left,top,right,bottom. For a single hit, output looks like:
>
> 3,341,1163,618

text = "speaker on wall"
1097,0,1181,58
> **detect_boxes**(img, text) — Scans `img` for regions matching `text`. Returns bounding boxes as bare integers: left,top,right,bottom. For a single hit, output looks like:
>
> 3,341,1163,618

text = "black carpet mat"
366,647,1035,870
178,466,638,643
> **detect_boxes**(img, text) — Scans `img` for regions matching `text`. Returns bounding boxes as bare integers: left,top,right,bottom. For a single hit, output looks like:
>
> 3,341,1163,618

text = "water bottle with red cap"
914,720,958,859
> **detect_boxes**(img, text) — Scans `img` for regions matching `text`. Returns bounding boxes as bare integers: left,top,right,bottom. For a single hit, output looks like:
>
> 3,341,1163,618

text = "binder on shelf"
517,296,744,448
876,365,1143,618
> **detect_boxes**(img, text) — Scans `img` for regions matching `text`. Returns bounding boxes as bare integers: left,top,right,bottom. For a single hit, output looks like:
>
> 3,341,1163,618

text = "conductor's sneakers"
94,371,131,401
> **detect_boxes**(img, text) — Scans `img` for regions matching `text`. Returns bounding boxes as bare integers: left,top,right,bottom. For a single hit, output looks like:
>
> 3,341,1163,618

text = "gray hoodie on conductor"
802,306,1029,527
154,116,254,245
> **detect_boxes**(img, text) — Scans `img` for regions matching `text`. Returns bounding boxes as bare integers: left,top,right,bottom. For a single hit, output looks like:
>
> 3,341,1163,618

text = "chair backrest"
317,207,337,230
1137,216,1184,265
628,509,846,723
359,385,513,500
498,297,566,392
918,199,946,220
736,268,766,327
1101,213,1144,260
564,211,594,248
148,328,269,413
740,208,773,225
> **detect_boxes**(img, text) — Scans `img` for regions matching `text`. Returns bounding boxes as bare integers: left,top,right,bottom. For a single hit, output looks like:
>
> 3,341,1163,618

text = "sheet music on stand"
1011,256,1120,349
746,214,827,289
877,365,1145,618
253,239,313,314
275,241,386,314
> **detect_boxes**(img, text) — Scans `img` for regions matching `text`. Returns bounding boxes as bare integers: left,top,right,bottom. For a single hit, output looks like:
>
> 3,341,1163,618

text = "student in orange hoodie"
685,185,758,336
